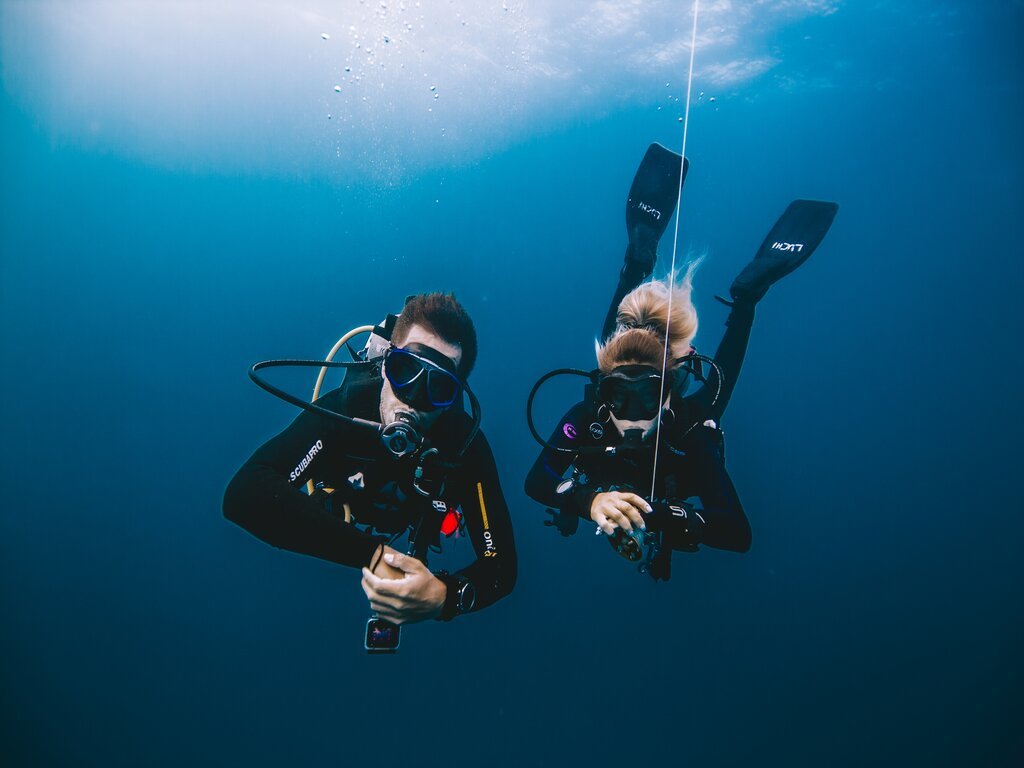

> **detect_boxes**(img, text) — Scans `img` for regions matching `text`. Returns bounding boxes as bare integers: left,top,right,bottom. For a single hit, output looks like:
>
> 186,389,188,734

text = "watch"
455,578,476,614
435,571,477,620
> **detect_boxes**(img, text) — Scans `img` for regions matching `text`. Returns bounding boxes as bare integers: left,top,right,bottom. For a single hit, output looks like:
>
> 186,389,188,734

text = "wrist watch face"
457,580,476,613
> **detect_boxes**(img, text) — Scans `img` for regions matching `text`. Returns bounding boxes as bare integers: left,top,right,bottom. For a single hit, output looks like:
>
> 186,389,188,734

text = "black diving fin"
625,143,689,279
729,199,839,304
601,143,689,342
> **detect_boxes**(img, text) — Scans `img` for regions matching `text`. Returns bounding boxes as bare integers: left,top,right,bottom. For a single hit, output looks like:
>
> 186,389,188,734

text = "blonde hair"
597,261,700,373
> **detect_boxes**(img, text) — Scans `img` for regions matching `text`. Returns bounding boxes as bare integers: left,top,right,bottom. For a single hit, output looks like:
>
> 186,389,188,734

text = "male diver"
224,294,516,647
524,144,838,579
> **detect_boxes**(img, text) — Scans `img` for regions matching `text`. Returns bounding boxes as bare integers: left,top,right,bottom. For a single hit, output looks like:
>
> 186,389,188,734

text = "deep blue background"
2,3,1022,766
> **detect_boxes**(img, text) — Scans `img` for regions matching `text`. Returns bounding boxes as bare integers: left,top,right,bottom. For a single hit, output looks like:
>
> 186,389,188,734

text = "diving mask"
383,343,463,411
597,365,668,421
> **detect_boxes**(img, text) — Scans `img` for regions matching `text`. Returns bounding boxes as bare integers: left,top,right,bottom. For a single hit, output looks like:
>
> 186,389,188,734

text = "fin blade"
731,199,839,302
625,143,688,257
755,199,838,263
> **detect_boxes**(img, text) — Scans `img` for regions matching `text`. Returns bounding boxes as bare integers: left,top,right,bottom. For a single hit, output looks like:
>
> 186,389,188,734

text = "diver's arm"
524,402,597,517
437,431,517,619
664,426,751,553
223,406,385,569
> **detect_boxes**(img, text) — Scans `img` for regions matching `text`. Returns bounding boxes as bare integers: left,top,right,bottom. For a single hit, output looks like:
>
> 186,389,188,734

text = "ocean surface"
2,2,1021,765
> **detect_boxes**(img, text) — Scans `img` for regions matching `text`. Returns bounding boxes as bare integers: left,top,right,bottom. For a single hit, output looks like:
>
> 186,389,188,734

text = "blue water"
2,2,1022,765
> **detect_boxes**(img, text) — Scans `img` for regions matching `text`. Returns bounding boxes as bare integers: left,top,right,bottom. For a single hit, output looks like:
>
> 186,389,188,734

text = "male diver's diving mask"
248,338,480,462
383,343,463,411
597,365,669,422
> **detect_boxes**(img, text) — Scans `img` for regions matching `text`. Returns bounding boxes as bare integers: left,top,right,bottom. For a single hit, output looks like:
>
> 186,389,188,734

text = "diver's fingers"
361,571,404,606
372,606,404,625
618,503,647,531
619,493,653,515
365,583,403,613
369,595,402,614
609,502,636,532
361,567,405,598
593,512,617,536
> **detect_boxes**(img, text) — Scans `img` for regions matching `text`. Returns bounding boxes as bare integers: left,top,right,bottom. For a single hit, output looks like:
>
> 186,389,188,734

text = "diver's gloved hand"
674,423,725,457
589,491,652,536
647,500,700,540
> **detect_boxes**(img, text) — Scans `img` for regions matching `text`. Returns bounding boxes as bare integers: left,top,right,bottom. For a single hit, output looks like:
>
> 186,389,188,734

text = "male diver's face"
379,323,463,432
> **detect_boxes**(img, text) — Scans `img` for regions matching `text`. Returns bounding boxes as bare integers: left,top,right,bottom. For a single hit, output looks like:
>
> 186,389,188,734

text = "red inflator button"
440,509,461,537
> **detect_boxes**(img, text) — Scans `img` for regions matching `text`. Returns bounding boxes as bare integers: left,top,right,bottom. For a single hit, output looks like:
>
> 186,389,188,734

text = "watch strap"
433,571,465,622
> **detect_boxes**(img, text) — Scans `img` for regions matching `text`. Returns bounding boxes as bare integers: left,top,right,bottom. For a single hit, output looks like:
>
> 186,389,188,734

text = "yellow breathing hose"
305,324,375,500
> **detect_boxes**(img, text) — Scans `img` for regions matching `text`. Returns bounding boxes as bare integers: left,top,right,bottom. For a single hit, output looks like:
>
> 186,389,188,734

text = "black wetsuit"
525,403,751,558
524,256,756,563
224,364,516,619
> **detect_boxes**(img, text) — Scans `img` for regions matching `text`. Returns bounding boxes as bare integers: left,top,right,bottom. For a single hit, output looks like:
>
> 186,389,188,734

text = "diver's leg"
601,144,687,342
705,299,754,422
680,298,754,424
600,247,653,342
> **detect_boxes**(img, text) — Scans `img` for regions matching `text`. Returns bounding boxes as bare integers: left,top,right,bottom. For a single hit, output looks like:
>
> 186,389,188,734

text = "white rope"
650,0,699,500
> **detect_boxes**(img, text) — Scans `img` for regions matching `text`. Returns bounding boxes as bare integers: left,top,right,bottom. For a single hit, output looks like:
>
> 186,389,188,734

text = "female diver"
524,144,837,580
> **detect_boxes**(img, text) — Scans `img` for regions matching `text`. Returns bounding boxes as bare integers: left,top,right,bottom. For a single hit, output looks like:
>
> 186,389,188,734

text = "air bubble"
334,85,342,92
321,32,331,40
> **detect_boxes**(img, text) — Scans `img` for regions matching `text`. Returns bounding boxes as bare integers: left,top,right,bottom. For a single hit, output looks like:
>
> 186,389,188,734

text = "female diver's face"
602,357,678,440
608,398,669,441
379,323,463,432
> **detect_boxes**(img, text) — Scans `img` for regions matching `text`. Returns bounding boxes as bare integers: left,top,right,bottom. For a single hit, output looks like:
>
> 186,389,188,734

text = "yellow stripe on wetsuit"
477,482,489,530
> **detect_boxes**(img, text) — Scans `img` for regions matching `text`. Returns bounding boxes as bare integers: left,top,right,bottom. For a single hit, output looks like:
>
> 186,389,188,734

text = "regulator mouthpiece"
380,412,422,458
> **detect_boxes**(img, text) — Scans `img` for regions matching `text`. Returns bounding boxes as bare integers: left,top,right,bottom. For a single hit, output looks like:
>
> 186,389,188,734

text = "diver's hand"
360,552,447,625
590,492,652,535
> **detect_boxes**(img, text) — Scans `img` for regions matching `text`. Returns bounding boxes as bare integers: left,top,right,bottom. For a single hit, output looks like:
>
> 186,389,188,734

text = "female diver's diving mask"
596,365,669,421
